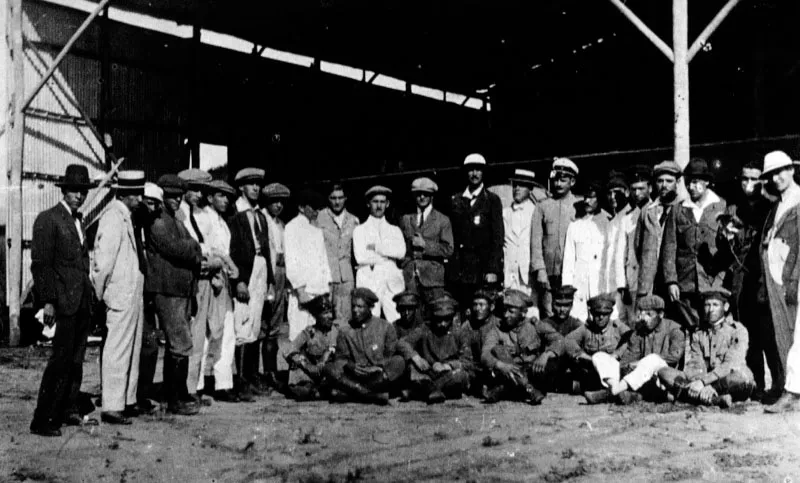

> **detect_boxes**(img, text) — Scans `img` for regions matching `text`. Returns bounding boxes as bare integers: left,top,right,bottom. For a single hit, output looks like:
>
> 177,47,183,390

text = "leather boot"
338,376,389,406
168,358,199,416
583,389,611,405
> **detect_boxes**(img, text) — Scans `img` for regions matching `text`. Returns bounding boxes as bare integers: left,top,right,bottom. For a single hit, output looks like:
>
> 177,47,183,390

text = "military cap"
502,289,533,309
551,157,579,177
431,298,457,318
410,177,438,193
112,170,145,193
606,173,629,191
262,183,291,199
553,285,578,303
629,164,653,183
352,287,379,306
306,295,334,315
637,294,665,311
472,288,495,303
178,168,212,188
701,288,732,303
234,167,265,184
157,174,187,196
365,185,392,199
653,161,682,178
588,294,616,314
206,179,236,196
463,153,487,167
144,182,163,202
392,291,420,307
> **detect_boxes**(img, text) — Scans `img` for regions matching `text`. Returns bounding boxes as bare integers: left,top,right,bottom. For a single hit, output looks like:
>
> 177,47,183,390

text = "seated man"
542,285,584,336
285,296,338,401
658,289,755,408
397,298,472,404
322,288,406,405
457,289,500,395
481,289,565,405
564,294,630,395
583,295,685,405
393,291,424,339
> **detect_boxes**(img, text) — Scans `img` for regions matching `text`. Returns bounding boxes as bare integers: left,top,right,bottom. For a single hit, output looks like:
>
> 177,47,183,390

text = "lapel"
57,203,83,248
469,189,487,216
420,208,440,234
774,204,798,235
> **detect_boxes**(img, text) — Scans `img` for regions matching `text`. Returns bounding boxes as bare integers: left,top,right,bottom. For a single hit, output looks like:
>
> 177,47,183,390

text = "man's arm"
376,225,406,260
149,217,202,267
396,327,423,361
706,324,750,383
422,214,454,259
683,332,707,380
487,194,504,276
30,211,58,305
480,328,501,369
529,205,546,274
90,209,123,300
664,324,686,367
537,321,565,357
561,222,577,287
564,326,587,359
636,209,657,296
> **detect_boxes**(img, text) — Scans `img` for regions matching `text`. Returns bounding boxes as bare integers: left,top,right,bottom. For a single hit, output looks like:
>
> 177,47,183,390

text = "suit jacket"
502,201,535,286
145,210,202,297
31,203,92,316
448,187,504,284
661,193,727,294
90,199,141,310
399,207,454,288
530,192,580,279
317,208,359,284
228,209,274,287
635,197,680,296
619,317,685,368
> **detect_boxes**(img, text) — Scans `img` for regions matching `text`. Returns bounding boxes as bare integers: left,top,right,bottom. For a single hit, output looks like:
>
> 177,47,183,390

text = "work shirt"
619,317,685,368
397,326,472,371
457,315,499,366
333,316,399,368
289,324,339,365
541,315,583,337
565,320,630,360
530,192,581,278
481,318,565,370
317,208,359,284
285,214,332,295
684,315,751,383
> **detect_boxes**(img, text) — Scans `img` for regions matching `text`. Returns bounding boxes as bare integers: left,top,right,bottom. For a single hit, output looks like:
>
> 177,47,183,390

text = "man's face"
315,308,335,332
551,174,575,197
414,192,433,210
588,310,611,330
329,189,347,214
636,309,661,332
512,183,531,204
184,188,202,207
740,168,762,197
431,314,454,335
471,298,492,322
630,181,652,207
584,192,599,214
502,305,525,329
209,192,229,214
656,174,678,200
552,300,573,321
163,194,182,214
240,182,261,203
397,305,417,326
466,168,484,188
770,167,795,194
704,298,728,325
265,200,284,218
687,177,709,202
368,194,389,218
607,188,628,213
121,193,142,212
300,205,320,223
351,297,372,323
143,198,161,215
63,189,88,212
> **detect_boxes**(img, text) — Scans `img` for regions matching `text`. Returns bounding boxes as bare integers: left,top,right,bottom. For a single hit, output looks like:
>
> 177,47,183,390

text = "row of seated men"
284,283,755,408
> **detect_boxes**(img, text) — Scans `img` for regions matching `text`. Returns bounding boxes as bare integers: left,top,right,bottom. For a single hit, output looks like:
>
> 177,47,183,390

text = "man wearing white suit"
503,169,539,318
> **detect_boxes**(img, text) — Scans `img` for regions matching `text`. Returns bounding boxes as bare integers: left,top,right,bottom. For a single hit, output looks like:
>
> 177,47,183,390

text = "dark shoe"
365,392,390,406
214,390,242,403
328,388,350,403
616,390,643,405
123,405,140,418
750,388,765,402
583,389,611,405
136,400,159,415
101,411,132,425
427,390,446,405
398,389,413,402
202,376,216,396
765,391,800,414
716,394,733,409
167,400,200,416
30,422,61,437
235,388,255,403
64,413,99,426
524,385,546,405
483,386,505,404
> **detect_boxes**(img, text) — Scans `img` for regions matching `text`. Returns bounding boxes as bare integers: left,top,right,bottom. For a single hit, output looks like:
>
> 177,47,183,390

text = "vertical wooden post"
189,24,200,168
99,6,111,167
673,0,690,170
6,0,24,346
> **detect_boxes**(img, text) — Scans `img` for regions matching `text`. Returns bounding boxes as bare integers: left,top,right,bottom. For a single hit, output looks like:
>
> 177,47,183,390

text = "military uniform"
286,324,338,400
566,320,630,391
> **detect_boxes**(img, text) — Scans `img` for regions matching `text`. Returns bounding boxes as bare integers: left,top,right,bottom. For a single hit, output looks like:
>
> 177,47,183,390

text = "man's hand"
411,355,431,373
43,303,56,327
495,361,523,380
412,233,426,249
668,283,681,303
484,273,498,284
432,362,452,374
619,287,632,305
236,282,250,303
687,380,705,399
535,270,550,290
698,385,718,405
533,352,553,374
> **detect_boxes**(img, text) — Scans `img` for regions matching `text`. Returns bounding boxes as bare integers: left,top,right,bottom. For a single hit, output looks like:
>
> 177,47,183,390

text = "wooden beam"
688,0,743,62
607,0,674,63
189,24,200,168
673,0,690,171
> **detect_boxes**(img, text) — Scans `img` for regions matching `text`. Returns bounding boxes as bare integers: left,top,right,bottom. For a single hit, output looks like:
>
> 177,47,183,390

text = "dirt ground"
2,346,800,483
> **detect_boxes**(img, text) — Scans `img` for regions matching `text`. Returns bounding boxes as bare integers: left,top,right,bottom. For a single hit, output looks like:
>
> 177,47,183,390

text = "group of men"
26,149,800,437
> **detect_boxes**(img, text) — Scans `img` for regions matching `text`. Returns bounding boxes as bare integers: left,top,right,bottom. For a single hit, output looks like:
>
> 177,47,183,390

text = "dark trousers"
746,302,785,391
659,367,755,402
488,349,560,399
137,297,159,402
323,356,406,395
153,294,192,402
32,298,91,426
408,365,470,398
535,275,562,320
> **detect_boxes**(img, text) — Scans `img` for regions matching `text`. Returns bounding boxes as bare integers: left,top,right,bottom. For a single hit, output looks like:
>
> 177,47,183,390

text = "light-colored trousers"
785,312,800,393
592,352,668,391
101,274,144,412
188,280,213,395
356,265,403,323
198,310,236,391
332,281,354,324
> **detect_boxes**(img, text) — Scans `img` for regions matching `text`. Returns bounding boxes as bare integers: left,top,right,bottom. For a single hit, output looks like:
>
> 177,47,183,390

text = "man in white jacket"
503,169,538,318
353,186,407,322
91,171,145,425
285,190,332,340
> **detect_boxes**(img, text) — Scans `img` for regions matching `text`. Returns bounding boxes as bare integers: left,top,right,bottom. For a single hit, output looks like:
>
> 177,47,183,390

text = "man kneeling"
322,288,405,405
657,289,755,408
285,296,338,401
481,289,565,405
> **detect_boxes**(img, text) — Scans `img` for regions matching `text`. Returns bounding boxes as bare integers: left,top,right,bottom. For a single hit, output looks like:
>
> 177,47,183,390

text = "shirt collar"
463,184,484,200
511,199,533,211
367,215,387,225
681,189,720,211
418,204,433,218
236,196,259,213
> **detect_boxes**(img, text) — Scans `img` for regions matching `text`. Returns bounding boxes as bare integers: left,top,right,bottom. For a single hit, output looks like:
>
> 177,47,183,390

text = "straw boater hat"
56,164,95,189
112,170,145,194
509,169,537,187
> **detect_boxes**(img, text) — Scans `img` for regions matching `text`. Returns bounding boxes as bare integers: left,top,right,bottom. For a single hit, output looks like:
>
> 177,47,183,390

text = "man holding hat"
285,295,339,401
657,289,755,408
448,153,504,310
30,164,96,436
661,158,727,329
503,169,539,316
353,186,406,322
91,171,145,424
399,177,453,304
392,291,424,339
619,165,653,324
530,157,581,319
481,289,565,405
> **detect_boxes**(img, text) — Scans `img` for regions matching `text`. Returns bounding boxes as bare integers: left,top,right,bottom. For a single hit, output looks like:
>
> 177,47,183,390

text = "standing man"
661,158,727,330
759,151,800,412
285,189,332,340
619,165,653,324
91,171,145,425
318,183,360,324
530,157,581,319
399,177,453,304
604,173,633,318
448,153,504,309
502,169,538,317
353,186,406,322
30,165,97,436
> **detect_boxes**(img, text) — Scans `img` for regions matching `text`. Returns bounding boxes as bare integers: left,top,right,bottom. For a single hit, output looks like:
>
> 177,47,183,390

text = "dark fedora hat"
683,157,713,181
55,164,95,189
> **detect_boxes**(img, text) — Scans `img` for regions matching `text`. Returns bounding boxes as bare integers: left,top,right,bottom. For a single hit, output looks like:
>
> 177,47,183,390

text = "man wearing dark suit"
30,165,97,437
448,154,504,309
400,177,454,305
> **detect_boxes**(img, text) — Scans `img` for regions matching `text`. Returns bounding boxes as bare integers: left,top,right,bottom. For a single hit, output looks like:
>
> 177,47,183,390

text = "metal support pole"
607,0,675,62
673,0,690,170
6,0,24,346
189,24,200,168
687,0,743,62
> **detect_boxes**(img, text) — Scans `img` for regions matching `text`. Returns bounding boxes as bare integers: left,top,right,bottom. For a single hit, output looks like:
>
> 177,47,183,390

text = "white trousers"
198,310,236,392
592,352,667,391
234,257,268,345
785,315,800,393
102,275,144,412
288,293,315,342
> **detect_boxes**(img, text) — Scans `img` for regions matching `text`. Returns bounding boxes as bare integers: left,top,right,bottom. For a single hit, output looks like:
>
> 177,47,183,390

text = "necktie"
253,211,264,238
418,211,424,228
189,206,205,243
71,211,83,221
658,205,669,227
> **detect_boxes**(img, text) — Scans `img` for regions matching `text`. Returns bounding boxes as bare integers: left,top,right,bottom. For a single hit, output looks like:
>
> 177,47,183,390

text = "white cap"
144,182,163,202
463,153,487,166
551,157,579,177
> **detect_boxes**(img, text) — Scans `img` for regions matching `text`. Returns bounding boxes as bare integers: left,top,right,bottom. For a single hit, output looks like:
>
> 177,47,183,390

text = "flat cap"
553,285,578,302
431,298,457,318
234,167,265,184
588,294,616,314
113,170,145,191
410,177,438,193
144,182,163,202
629,164,653,183
463,153,487,166
637,294,665,311
551,157,579,177
262,183,291,199
306,295,334,316
701,288,731,302
178,168,212,187
206,179,236,196
653,161,682,178
472,288,496,303
392,291,420,307
606,172,629,191
502,289,533,309
352,287,379,306
157,174,187,196
365,185,392,199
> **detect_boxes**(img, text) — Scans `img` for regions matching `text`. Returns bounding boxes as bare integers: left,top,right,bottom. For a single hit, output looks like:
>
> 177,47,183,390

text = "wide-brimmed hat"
761,151,798,179
56,164,95,189
683,157,713,181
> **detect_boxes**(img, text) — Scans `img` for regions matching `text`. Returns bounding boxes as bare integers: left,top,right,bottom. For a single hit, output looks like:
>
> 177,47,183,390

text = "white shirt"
416,204,433,227
353,215,406,268
333,211,346,228
285,214,331,295
680,189,721,223
462,184,484,206
60,200,84,245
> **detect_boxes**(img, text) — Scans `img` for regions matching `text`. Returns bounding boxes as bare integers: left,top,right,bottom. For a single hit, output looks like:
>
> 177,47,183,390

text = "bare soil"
2,346,800,483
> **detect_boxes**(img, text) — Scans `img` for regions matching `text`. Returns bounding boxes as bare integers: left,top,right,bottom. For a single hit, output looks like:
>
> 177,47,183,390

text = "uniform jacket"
619,317,685,368
228,198,274,287
288,324,339,365
397,325,472,371
333,316,399,368
684,315,752,382
448,186,504,284
457,315,499,366
622,204,645,294
317,208,359,284
395,314,425,340
285,214,332,295
661,191,727,294
503,200,535,287
530,192,580,278
635,196,681,296
399,207,454,288
565,320,630,360
481,318,565,369
541,316,583,337
31,202,92,316
144,210,202,297
90,199,141,310
562,210,611,320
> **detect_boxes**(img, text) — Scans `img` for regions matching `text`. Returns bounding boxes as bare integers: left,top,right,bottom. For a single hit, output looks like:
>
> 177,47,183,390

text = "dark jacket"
619,317,685,368
542,316,583,337
481,318,565,369
397,325,472,371
565,320,630,360
144,210,202,297
399,207,454,288
448,187,504,284
228,210,274,287
457,315,500,366
333,316,399,368
30,203,92,316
